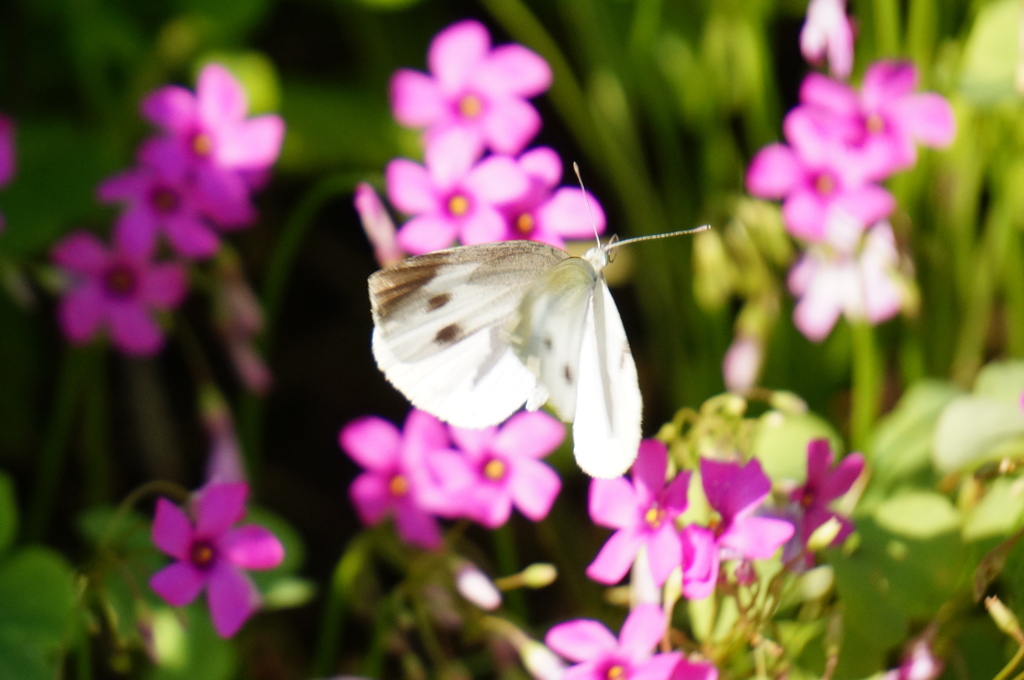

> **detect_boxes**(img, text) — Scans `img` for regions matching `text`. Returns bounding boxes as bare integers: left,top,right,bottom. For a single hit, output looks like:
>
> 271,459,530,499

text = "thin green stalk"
871,0,902,56
313,535,370,676
81,346,111,504
850,320,881,451
995,644,1024,680
492,524,525,620
27,347,87,542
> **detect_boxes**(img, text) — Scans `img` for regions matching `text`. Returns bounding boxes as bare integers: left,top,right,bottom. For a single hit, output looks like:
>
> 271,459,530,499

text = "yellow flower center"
103,264,138,298
459,94,484,118
151,186,180,214
389,474,410,497
815,173,835,196
866,112,885,134
192,132,213,157
484,458,507,481
644,504,665,529
190,541,216,568
606,664,626,680
448,194,470,217
515,213,535,235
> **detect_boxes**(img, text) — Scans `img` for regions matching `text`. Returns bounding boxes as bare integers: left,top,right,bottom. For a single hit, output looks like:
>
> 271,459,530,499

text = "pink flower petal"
782,190,829,241
220,525,285,570
618,604,665,659
891,93,956,148
217,115,285,170
139,262,188,308
349,472,394,525
481,97,542,155
152,498,194,560
805,439,835,485
107,302,164,355
141,86,198,132
518,146,562,187
96,169,147,203
112,205,159,258
340,417,402,470
746,144,803,199
386,159,439,215
465,154,529,204
391,70,447,127
793,281,843,341
393,499,443,550
0,116,14,186
449,426,495,456
586,527,643,584
832,185,895,227
403,409,451,452
719,516,794,560
396,215,458,254
681,525,719,599
163,214,221,259
473,44,552,97
700,458,769,521
647,524,684,586
634,653,686,680
428,20,491,94
469,487,514,528
427,128,482,190
545,619,618,662
52,231,110,274
206,562,259,638
799,74,858,116
632,440,668,507
536,188,605,239
862,61,918,110
662,470,692,514
459,205,508,245
819,452,865,500
150,562,206,606
509,458,561,521
494,411,565,458
194,482,249,538
198,64,248,128
589,477,638,528
57,284,105,344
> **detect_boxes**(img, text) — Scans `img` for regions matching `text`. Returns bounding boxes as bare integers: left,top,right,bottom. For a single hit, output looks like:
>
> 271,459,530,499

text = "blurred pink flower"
800,0,855,79
681,458,794,599
499,147,605,248
390,19,552,156
211,254,271,394
150,482,284,638
140,63,283,221
52,231,187,355
789,219,903,341
340,410,466,549
454,560,502,610
354,182,403,267
746,108,894,241
783,439,863,565
671,658,719,680
448,411,564,528
386,129,529,252
882,631,943,680
545,604,682,680
586,440,691,587
722,334,763,393
799,61,956,179
0,116,14,231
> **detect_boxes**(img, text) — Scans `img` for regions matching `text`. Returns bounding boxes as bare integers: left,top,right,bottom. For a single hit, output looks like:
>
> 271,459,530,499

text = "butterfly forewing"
570,277,642,479
509,257,597,422
369,241,570,428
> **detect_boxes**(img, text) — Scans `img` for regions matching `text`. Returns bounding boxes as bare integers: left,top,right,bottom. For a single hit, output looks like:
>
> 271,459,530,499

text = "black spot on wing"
564,364,573,384
435,323,463,346
543,337,553,350
427,293,452,311
369,260,444,318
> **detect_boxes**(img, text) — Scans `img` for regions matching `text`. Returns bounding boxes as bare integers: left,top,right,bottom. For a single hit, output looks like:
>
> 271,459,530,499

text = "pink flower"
340,410,466,549
746,108,894,241
783,439,863,564
722,334,763,393
671,659,719,680
140,63,284,219
0,116,15,231
789,219,903,341
390,20,552,156
52,231,187,355
150,483,285,638
799,61,956,179
681,458,794,599
211,253,271,394
586,440,691,587
499,147,605,248
354,182,403,267
447,411,564,528
386,129,529,253
800,0,855,79
545,604,682,680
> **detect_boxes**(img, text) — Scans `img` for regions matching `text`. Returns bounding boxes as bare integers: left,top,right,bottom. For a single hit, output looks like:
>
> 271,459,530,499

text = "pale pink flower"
391,20,552,156
354,182,403,267
722,334,763,393
0,116,15,231
386,128,529,252
150,483,284,638
52,231,187,355
448,411,564,528
789,219,903,341
800,0,855,79
545,604,682,680
586,440,691,587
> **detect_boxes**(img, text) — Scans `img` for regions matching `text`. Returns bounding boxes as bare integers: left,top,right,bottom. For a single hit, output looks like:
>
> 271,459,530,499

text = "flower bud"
454,561,501,611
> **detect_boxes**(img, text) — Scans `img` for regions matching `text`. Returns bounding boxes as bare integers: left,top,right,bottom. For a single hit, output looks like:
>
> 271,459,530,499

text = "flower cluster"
747,21,955,340
340,408,564,550
150,482,285,638
52,64,284,355
0,115,14,231
362,20,604,261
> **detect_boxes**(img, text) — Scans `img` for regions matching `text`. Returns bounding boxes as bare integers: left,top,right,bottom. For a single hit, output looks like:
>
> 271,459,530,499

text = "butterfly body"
369,239,641,478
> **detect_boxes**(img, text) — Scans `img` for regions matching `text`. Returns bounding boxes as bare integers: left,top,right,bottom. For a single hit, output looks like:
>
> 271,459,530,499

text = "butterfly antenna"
606,224,712,252
573,162,602,248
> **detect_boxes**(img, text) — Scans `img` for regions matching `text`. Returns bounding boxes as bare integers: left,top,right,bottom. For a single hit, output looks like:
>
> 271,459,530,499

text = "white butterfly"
368,227,708,479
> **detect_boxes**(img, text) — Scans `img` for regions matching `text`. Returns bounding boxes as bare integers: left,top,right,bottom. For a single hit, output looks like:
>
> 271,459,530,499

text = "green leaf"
0,472,17,553
148,605,237,680
872,491,961,539
174,0,272,40
751,411,841,482
932,396,1024,473
959,0,1020,104
963,477,1024,542
0,547,77,680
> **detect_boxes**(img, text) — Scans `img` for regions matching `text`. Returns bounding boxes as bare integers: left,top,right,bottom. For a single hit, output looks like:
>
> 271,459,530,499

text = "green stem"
313,535,369,676
492,524,525,620
81,346,111,504
27,347,88,542
994,644,1024,680
850,320,881,451
870,0,902,56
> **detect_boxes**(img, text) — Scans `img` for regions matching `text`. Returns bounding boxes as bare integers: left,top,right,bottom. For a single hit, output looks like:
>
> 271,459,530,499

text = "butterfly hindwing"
570,277,642,479
369,241,570,428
